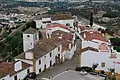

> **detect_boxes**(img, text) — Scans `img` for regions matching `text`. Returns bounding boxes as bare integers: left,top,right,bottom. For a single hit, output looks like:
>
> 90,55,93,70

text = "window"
27,35,30,37
58,47,60,51
14,75,17,80
27,69,30,73
50,52,52,57
101,62,105,67
39,60,41,65
39,68,41,73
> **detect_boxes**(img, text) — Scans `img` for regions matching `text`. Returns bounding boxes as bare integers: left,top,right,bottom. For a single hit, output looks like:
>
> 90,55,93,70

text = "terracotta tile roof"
23,28,38,34
10,61,32,76
82,31,109,42
51,30,74,51
82,47,99,52
0,61,32,78
47,23,68,30
16,37,61,60
79,26,90,31
0,62,11,78
99,43,109,51
17,30,74,60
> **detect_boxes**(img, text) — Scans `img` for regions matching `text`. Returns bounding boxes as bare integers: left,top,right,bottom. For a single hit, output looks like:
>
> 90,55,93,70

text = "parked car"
75,66,93,73
24,72,37,80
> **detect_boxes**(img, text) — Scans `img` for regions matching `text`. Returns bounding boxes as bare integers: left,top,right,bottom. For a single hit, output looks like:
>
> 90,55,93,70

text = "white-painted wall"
65,44,77,59
25,51,34,59
82,41,99,49
35,19,74,29
23,34,34,52
23,32,39,52
35,44,62,74
35,18,51,29
15,59,33,65
48,27,70,33
35,20,42,29
92,39,111,45
81,50,117,72
14,61,22,72
10,66,33,80
42,18,51,22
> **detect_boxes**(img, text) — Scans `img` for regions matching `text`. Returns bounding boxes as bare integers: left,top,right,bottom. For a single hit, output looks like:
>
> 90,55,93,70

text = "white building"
0,13,77,79
78,26,120,74
35,13,75,29
15,24,77,75
46,23,76,59
23,28,39,52
0,61,33,80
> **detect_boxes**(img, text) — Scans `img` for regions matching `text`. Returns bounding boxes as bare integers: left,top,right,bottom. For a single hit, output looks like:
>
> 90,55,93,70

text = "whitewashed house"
15,28,63,74
0,61,33,80
35,12,75,29
79,27,120,74
46,23,77,59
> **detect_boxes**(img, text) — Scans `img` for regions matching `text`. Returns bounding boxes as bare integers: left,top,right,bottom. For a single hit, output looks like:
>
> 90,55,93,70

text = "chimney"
14,61,22,72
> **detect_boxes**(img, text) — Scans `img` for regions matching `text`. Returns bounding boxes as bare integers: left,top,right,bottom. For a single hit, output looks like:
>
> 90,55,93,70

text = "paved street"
36,53,78,79
36,36,81,79
51,70,103,80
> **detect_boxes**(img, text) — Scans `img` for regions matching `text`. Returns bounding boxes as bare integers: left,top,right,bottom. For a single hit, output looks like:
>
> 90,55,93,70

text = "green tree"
90,11,93,27
26,21,36,29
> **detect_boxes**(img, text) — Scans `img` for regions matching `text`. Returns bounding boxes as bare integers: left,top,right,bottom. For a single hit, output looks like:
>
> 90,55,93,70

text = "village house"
35,12,75,29
46,23,76,59
0,61,33,80
15,24,77,75
77,26,120,74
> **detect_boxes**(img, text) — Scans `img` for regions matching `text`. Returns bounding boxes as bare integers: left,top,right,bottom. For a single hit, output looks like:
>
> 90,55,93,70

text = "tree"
26,21,36,29
110,38,120,46
89,11,93,27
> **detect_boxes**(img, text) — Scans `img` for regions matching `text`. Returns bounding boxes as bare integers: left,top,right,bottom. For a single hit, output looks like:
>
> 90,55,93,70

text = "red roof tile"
82,31,109,42
47,23,68,30
0,61,32,78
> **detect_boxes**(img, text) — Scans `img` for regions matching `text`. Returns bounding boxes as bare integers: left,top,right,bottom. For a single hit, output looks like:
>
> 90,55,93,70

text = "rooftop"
81,30,109,43
16,37,61,60
23,27,38,34
0,61,32,78
47,23,69,30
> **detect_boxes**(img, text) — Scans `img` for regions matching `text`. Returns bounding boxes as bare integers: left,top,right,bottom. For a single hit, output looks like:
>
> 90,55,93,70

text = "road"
37,53,78,79
78,16,106,29
51,70,103,80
